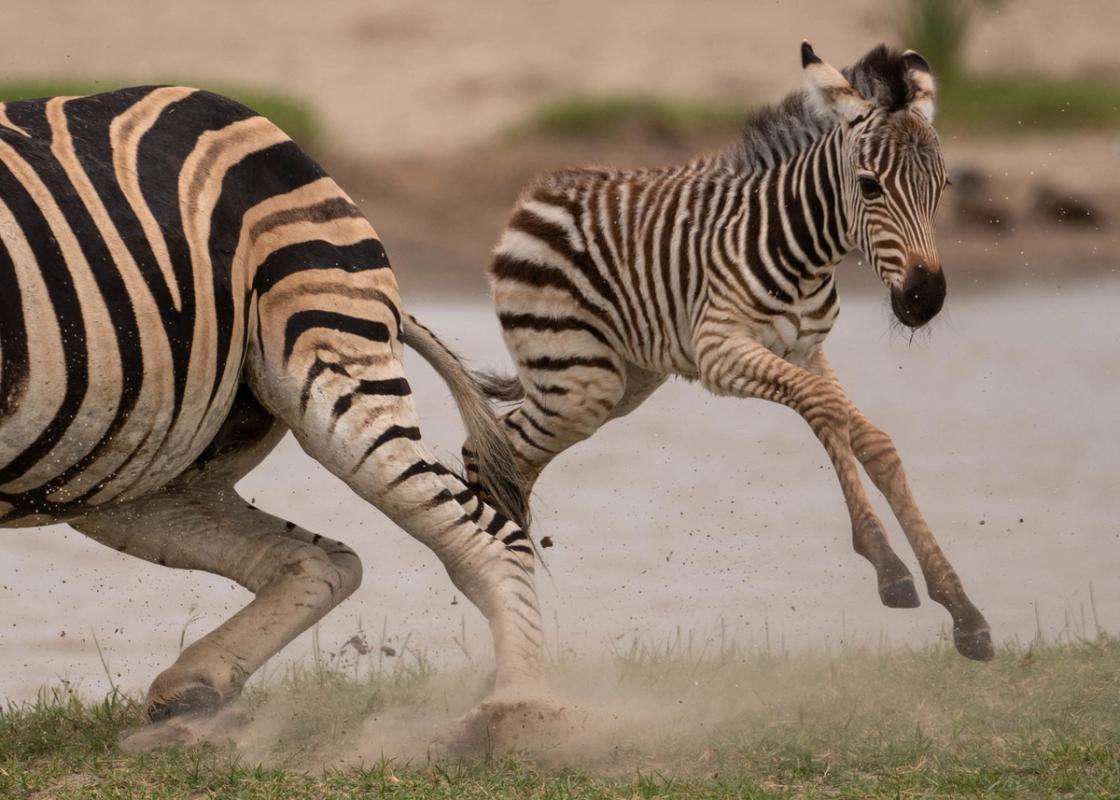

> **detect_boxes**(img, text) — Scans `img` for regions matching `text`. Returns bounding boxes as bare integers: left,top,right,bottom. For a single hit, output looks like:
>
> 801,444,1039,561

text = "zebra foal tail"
399,313,530,531
472,369,526,403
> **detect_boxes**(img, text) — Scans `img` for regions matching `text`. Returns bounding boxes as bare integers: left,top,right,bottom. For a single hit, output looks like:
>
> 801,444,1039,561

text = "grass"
893,0,1004,85
3,635,1119,798
511,74,1120,145
0,80,319,146
508,94,748,144
936,73,1120,135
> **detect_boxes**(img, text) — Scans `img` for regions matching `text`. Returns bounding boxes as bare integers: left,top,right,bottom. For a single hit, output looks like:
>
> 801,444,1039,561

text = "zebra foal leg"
71,485,362,721
695,331,951,625
466,312,631,500
809,352,993,660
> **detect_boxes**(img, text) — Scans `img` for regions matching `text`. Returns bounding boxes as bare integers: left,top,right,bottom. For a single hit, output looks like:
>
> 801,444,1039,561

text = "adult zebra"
0,86,545,725
473,43,993,660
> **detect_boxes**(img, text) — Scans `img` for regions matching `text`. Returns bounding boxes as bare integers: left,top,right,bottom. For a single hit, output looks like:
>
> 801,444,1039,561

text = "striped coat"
473,44,992,662
0,86,544,725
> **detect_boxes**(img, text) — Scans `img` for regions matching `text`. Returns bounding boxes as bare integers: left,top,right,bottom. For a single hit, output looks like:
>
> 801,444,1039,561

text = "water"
2,277,1118,702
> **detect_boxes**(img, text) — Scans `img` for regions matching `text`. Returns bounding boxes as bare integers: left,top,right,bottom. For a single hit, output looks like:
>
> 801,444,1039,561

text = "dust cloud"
118,639,1049,777
122,664,768,774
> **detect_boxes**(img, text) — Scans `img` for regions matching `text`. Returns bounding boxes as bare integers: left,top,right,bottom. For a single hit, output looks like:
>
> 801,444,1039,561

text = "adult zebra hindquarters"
0,83,555,738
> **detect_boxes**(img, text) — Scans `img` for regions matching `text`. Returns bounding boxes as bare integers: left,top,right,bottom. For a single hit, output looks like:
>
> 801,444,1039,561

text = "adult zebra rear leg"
247,284,546,707
72,477,363,722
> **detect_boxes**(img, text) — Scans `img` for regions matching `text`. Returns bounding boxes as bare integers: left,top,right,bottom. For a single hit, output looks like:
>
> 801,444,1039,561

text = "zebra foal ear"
800,41,872,124
902,49,936,123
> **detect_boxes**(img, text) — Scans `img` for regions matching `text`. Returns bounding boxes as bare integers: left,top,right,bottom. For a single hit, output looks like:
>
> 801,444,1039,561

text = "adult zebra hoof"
147,684,224,722
438,694,570,757
954,626,995,661
878,575,921,608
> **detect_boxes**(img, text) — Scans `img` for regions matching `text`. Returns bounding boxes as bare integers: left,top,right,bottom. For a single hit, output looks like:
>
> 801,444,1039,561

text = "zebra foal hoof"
878,575,921,608
953,626,995,661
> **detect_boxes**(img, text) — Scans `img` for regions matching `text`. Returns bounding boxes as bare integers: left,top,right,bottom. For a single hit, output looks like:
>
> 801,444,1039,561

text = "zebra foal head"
803,42,948,328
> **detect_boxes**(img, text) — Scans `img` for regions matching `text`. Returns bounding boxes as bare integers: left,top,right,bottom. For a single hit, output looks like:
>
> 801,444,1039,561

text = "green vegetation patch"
892,0,1120,135
509,94,748,143
0,80,318,146
938,74,1120,135
3,636,1120,799
512,75,1120,144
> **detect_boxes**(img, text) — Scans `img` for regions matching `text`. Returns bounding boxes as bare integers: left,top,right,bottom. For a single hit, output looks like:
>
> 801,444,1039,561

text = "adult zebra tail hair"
400,314,531,531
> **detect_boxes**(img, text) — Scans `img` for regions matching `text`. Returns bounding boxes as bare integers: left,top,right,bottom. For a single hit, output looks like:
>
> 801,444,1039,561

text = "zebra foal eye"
857,174,882,199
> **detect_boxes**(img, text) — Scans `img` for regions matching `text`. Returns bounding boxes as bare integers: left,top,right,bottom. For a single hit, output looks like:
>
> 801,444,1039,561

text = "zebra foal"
474,43,992,660
0,86,546,728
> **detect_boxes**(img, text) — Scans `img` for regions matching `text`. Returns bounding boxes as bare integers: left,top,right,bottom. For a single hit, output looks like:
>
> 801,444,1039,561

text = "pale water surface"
2,278,1118,702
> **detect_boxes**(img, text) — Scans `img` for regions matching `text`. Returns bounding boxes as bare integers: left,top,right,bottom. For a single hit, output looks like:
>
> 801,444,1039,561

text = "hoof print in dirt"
119,706,249,755
439,698,572,757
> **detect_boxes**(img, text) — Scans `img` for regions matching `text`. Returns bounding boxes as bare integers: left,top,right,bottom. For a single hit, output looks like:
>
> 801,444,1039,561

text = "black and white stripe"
0,85,546,720
474,44,993,662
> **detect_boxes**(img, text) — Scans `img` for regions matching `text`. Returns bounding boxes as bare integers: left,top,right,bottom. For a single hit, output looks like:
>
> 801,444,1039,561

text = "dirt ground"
3,283,1118,703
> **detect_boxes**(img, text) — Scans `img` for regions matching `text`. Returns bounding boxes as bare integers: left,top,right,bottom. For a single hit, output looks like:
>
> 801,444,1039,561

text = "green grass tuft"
2,636,1119,798
0,80,319,146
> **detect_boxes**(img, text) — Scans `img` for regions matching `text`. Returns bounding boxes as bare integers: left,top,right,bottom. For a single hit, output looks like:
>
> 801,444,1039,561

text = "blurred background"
1,0,1117,702
4,0,1118,296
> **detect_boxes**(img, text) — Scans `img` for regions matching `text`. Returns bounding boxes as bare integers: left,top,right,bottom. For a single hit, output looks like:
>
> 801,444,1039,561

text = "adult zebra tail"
399,314,530,531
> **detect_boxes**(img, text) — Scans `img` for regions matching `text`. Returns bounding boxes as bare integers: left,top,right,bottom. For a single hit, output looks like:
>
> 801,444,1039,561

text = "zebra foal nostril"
891,263,946,328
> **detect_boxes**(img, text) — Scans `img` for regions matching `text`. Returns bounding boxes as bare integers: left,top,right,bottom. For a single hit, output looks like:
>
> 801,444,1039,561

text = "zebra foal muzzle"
891,259,945,328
